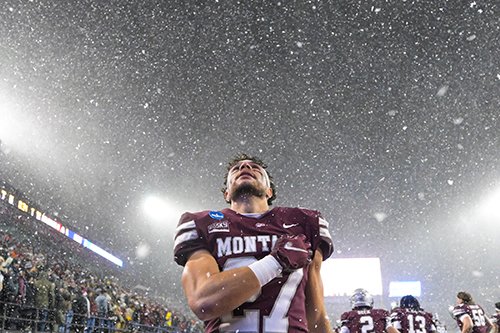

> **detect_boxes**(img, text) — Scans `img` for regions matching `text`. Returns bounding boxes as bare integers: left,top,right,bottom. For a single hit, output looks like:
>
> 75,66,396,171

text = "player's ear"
265,187,273,199
224,190,231,203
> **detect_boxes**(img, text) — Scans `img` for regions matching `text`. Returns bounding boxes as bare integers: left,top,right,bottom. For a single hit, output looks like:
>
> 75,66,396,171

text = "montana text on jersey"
173,206,334,333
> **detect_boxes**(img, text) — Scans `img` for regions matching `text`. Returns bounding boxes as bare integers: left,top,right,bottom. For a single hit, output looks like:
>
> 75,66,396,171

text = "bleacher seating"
0,189,204,333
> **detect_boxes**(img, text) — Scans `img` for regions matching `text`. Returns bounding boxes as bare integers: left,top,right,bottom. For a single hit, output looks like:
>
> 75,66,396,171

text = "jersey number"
407,314,426,333
220,257,304,332
360,316,374,333
471,309,486,326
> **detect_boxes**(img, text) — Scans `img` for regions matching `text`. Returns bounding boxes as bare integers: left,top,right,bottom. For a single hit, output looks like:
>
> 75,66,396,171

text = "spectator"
58,287,72,333
71,289,88,333
34,270,55,332
95,289,109,333
0,230,201,332
108,302,125,331
85,288,97,333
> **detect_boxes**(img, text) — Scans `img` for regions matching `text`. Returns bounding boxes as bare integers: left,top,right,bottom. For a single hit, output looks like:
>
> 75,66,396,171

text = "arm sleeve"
318,216,334,259
390,311,402,330
173,212,206,266
452,306,466,321
340,325,351,333
302,209,334,260
458,314,471,323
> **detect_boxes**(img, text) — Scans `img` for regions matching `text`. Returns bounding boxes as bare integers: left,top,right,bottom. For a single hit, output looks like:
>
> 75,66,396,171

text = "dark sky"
1,0,500,324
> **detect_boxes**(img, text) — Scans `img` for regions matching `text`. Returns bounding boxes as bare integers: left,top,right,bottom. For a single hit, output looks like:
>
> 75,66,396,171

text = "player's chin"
229,183,267,199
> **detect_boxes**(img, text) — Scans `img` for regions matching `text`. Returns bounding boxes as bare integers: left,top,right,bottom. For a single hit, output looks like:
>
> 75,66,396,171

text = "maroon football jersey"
490,313,500,325
341,308,392,333
390,308,436,333
453,304,489,333
174,206,334,333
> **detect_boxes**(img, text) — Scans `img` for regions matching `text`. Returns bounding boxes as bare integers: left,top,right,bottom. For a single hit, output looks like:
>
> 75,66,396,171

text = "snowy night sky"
1,0,500,325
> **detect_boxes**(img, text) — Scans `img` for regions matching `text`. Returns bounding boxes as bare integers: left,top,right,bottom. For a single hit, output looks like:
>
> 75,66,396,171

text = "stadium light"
477,186,500,221
143,196,176,221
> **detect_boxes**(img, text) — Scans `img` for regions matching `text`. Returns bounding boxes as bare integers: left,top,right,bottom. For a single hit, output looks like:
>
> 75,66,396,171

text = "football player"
433,314,448,333
390,295,436,333
340,289,399,333
452,292,493,333
174,154,334,333
489,302,500,333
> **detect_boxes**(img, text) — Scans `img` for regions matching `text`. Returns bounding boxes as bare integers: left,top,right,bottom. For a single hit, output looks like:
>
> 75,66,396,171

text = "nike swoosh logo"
284,243,309,253
283,223,299,229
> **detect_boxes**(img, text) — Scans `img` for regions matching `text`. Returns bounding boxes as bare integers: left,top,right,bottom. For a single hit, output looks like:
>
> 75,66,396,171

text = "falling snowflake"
437,85,449,96
374,212,387,222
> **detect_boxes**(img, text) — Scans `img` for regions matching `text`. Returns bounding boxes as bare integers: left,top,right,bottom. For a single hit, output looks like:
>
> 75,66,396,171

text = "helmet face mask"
350,289,374,309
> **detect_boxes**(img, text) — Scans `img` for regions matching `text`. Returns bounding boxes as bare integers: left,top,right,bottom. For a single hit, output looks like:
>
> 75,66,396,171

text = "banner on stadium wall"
0,184,123,267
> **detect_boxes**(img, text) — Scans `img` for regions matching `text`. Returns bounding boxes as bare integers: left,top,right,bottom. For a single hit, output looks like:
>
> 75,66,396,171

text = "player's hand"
271,234,313,271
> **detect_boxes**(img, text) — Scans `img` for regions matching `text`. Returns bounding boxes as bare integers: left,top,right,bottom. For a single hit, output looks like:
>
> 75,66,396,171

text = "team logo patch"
209,211,224,220
208,221,230,233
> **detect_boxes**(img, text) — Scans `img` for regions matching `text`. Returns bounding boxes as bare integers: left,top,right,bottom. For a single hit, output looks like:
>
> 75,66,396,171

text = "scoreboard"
0,185,123,267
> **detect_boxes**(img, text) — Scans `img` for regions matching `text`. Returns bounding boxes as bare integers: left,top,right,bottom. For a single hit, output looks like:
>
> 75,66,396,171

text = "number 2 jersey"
174,206,334,333
341,308,393,333
453,304,489,333
390,308,436,333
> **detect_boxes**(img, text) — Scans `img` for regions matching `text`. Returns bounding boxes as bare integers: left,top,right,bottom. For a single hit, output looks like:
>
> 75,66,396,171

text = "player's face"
225,160,271,202
227,160,269,188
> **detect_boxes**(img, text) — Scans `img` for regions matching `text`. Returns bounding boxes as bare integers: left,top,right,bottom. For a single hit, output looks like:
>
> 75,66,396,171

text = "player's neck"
230,195,269,214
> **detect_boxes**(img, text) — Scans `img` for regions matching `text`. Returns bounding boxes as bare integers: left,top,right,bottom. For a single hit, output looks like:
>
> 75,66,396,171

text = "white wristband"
248,255,283,287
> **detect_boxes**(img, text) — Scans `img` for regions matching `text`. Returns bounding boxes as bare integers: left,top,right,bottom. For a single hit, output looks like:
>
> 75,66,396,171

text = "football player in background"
340,288,399,333
489,302,500,333
452,292,493,333
173,154,334,333
433,314,448,333
390,295,436,333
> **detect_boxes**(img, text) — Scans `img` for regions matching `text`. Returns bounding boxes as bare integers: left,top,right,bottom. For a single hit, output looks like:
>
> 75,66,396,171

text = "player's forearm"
184,265,261,321
305,251,332,333
462,324,473,333
387,326,401,333
305,298,332,333
486,321,494,333
307,311,333,333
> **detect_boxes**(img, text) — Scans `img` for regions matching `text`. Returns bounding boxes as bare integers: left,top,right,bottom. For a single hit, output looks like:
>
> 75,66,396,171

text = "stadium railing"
0,301,192,333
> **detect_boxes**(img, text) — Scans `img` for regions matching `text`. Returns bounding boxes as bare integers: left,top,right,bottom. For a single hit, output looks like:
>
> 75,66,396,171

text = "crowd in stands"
0,232,204,333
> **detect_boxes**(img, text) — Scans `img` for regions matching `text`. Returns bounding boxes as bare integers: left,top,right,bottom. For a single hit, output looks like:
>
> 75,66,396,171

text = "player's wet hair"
457,291,475,305
222,153,277,205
